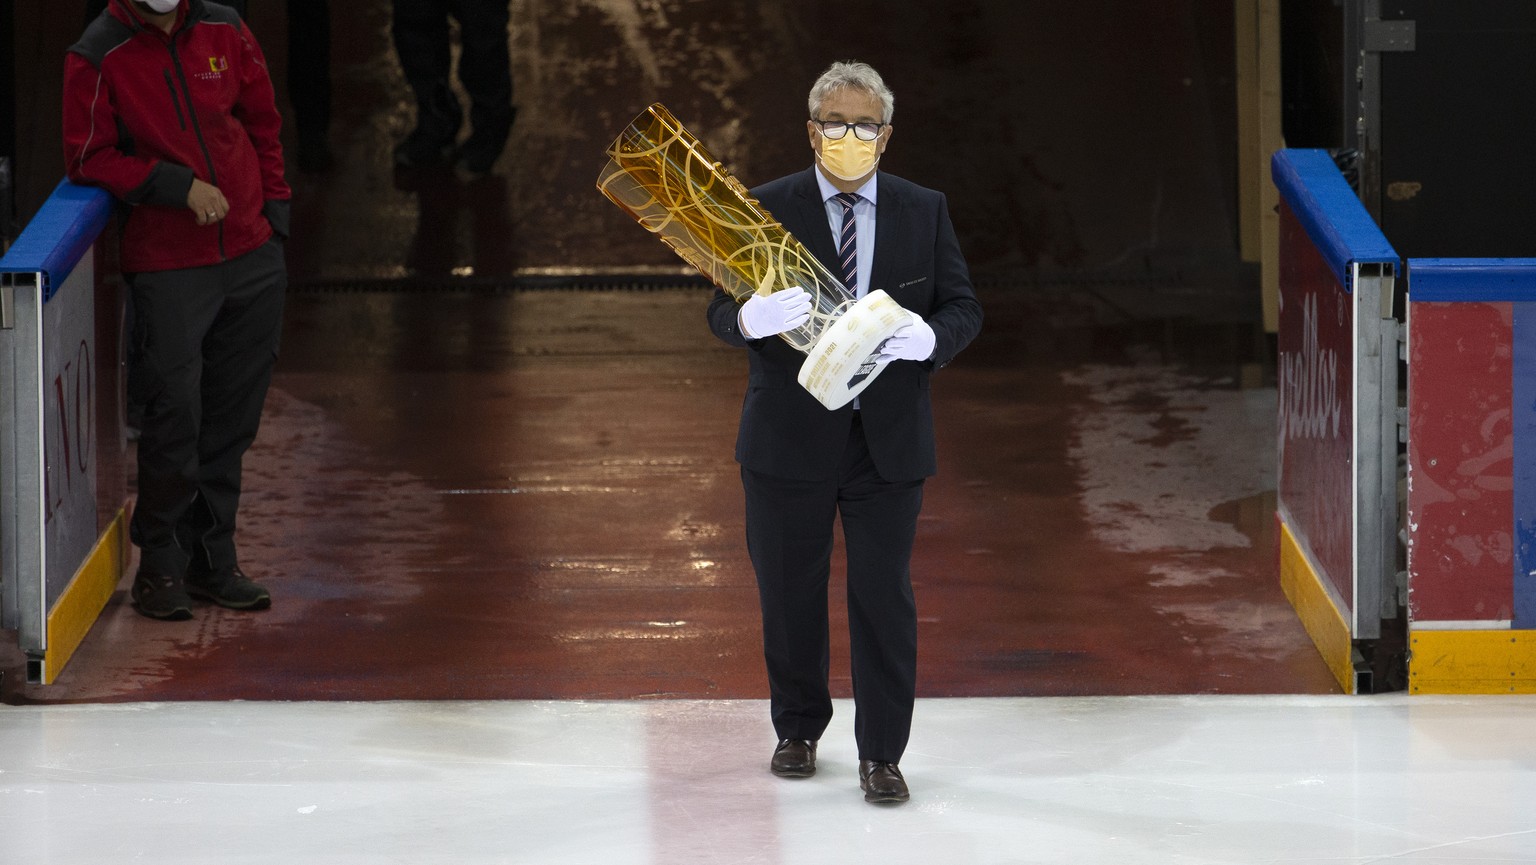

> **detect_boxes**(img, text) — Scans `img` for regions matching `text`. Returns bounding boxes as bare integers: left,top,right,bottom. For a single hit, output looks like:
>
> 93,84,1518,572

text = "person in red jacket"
63,0,291,620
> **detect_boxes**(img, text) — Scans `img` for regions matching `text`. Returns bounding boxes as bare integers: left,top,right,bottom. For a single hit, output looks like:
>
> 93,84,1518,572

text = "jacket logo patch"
208,56,229,73
897,276,929,289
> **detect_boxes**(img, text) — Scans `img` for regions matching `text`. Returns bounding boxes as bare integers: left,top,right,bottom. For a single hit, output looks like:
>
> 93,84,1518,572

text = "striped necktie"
834,192,861,295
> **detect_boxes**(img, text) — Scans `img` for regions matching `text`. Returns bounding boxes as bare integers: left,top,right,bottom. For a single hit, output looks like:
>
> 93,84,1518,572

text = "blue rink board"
1408,259,1536,303
0,181,113,301
1271,149,1397,291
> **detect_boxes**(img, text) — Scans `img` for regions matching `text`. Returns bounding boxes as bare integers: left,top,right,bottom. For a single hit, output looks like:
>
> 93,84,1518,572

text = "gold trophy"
596,103,909,410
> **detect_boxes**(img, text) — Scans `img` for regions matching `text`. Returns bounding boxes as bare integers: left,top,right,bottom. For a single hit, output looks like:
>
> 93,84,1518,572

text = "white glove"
739,288,812,339
879,310,936,362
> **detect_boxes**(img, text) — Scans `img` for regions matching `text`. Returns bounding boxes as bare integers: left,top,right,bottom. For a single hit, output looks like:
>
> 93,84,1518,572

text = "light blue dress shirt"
814,168,878,299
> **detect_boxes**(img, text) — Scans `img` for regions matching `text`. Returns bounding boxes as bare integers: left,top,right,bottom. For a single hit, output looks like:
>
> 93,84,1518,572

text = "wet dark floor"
0,286,1334,702
1,1,1336,701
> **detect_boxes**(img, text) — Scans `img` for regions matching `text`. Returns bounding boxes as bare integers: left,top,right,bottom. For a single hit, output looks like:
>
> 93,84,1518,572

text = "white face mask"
139,0,180,13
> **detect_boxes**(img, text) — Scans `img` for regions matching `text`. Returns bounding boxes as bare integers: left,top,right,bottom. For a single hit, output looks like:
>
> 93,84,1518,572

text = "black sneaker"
452,107,515,177
185,564,271,611
130,569,194,621
394,126,456,168
394,95,462,169
453,131,507,177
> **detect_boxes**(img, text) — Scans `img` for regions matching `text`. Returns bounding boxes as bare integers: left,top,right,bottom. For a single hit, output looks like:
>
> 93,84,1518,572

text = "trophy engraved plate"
596,103,906,410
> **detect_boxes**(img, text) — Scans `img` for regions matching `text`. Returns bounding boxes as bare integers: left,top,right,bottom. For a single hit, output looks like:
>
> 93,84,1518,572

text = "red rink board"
1277,201,1356,616
1407,301,1516,622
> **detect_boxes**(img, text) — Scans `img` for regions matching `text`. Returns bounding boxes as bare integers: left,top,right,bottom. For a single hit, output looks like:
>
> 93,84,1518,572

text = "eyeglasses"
812,119,886,141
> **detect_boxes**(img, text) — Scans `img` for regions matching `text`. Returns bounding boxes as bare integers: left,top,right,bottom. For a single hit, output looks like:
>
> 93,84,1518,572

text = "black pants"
286,0,332,149
390,0,513,141
127,238,286,579
741,416,924,764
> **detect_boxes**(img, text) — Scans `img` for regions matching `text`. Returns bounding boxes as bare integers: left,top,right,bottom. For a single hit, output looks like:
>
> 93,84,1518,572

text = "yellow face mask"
817,127,881,182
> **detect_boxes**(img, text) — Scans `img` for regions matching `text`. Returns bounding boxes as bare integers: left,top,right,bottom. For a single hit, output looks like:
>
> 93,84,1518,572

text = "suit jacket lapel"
869,172,902,297
785,167,837,271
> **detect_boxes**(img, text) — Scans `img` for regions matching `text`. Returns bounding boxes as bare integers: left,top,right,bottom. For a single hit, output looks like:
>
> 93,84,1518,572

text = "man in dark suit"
706,61,983,804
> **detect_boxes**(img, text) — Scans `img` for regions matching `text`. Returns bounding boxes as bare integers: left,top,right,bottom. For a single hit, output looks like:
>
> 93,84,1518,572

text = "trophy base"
797,290,912,410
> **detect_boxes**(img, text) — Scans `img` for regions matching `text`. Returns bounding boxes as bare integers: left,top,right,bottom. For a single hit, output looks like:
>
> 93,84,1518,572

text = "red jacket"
63,0,290,273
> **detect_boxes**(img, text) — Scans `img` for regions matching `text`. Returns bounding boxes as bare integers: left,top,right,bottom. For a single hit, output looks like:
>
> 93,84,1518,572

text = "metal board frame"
0,268,46,647
1353,260,1399,634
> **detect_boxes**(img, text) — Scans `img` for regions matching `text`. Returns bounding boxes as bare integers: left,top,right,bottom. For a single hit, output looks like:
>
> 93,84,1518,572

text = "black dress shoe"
859,760,910,803
770,739,817,778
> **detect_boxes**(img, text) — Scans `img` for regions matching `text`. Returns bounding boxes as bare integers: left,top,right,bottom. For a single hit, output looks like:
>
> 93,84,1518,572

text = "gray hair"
807,61,894,124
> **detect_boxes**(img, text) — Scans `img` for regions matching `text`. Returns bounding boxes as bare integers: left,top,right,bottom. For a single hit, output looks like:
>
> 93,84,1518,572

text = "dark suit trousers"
742,415,923,764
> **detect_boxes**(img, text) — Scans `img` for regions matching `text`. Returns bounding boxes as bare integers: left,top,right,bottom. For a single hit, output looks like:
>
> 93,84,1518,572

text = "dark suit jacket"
707,167,984,483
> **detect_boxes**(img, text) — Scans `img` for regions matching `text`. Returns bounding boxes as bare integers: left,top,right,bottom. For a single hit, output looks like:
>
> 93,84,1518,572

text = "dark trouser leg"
838,419,923,763
742,466,838,742
177,240,286,574
128,267,224,577
391,0,462,154
449,0,513,164
286,0,332,148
